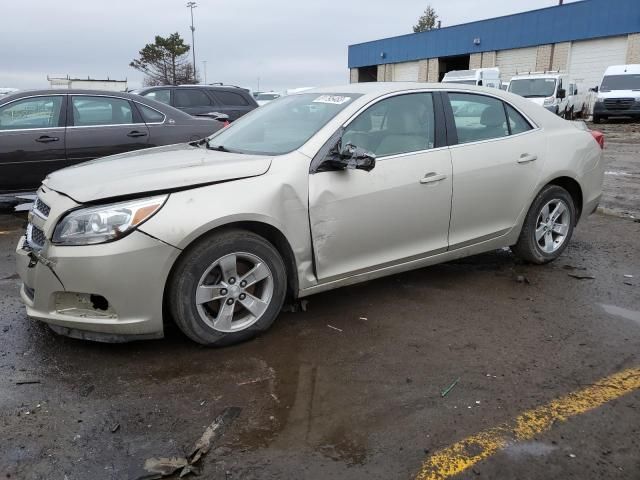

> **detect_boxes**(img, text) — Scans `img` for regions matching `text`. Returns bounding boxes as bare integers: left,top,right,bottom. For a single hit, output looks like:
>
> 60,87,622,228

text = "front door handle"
35,135,59,143
518,153,538,164
127,131,148,138
420,173,447,184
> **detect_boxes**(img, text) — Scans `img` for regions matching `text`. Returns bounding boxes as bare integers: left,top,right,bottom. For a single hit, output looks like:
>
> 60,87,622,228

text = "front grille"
33,197,50,219
604,98,634,111
26,223,46,250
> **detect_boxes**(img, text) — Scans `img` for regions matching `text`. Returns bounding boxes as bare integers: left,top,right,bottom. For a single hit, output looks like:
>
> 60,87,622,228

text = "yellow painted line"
416,367,640,480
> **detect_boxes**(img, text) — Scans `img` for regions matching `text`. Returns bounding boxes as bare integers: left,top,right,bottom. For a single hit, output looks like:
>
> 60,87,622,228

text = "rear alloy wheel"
512,185,576,264
169,230,287,346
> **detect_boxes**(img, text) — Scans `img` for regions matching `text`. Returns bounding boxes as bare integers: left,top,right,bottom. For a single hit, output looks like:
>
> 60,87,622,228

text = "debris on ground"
281,299,309,313
140,407,241,479
441,378,460,398
15,380,41,385
359,316,368,321
327,325,343,332
111,423,120,433
568,273,596,280
624,274,634,278
516,275,530,284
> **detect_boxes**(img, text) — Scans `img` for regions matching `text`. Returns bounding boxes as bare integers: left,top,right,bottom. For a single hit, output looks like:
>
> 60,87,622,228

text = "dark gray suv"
133,85,258,122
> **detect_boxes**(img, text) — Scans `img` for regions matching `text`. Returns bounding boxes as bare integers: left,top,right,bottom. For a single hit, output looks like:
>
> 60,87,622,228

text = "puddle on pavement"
600,304,640,325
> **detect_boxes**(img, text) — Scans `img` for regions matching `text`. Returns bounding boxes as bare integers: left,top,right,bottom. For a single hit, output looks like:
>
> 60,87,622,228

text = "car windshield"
207,93,361,155
600,74,640,91
509,78,557,98
256,93,280,101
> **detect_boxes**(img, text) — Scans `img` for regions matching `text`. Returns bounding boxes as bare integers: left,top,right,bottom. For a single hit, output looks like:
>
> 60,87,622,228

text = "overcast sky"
1,0,580,91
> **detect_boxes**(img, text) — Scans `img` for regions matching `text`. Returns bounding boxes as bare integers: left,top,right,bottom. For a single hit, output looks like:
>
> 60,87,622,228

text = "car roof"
137,84,249,92
0,89,193,118
604,64,640,75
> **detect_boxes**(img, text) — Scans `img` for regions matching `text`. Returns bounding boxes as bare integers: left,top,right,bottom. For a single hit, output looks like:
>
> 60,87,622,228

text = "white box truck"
442,68,501,89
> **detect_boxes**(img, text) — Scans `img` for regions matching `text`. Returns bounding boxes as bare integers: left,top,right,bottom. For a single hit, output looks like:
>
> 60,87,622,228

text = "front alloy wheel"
169,230,287,346
195,252,274,333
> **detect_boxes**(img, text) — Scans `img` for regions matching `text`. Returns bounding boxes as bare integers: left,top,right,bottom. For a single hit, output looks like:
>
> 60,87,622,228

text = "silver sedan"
16,83,605,345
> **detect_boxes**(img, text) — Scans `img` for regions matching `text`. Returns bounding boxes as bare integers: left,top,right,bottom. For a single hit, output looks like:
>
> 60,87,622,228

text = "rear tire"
169,230,287,346
512,185,576,265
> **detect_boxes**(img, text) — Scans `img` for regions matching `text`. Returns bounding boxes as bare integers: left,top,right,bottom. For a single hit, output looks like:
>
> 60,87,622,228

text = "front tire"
169,230,287,346
512,185,576,264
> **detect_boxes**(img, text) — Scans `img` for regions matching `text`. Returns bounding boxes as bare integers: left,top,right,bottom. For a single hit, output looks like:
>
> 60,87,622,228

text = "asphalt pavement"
0,122,638,480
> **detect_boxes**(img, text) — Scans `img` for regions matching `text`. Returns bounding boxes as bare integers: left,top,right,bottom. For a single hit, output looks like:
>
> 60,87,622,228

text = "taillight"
590,130,604,149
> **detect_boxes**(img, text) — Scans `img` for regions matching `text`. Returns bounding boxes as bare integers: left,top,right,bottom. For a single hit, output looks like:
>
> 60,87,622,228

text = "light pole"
186,2,197,81
202,60,207,84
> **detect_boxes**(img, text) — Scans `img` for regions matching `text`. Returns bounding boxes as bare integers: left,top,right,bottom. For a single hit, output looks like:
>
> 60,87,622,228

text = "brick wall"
536,44,553,70
627,33,640,63
552,42,571,71
418,60,429,82
427,58,439,82
481,51,497,68
469,53,482,69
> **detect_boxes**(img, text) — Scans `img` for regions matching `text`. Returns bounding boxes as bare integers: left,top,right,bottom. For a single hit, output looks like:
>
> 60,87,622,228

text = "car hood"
44,143,273,203
526,97,547,106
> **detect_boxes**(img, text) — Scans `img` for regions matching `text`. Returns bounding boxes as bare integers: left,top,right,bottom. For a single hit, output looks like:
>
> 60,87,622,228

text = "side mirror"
590,86,599,93
557,88,566,99
340,143,376,172
316,140,376,173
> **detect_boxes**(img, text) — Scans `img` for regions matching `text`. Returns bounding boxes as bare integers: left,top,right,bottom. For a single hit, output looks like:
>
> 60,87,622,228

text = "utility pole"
202,60,207,84
187,2,197,81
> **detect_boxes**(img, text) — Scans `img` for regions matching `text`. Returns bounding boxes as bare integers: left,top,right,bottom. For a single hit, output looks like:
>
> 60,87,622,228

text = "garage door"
496,47,538,82
568,36,628,91
393,61,419,82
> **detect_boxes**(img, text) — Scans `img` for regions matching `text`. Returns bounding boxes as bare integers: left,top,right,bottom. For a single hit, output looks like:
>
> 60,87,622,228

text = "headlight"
543,97,555,106
52,195,167,246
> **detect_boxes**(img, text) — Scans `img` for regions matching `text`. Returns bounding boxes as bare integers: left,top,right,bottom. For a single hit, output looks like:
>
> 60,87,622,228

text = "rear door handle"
35,135,59,143
127,131,148,138
420,173,447,184
518,153,538,164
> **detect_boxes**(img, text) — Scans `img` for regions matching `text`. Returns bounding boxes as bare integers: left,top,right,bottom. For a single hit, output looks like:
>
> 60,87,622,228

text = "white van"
508,72,585,119
592,64,640,123
442,68,501,89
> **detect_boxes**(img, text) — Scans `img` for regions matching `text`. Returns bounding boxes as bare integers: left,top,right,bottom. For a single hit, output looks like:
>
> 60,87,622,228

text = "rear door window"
449,93,508,144
174,89,212,108
212,90,249,106
71,96,134,126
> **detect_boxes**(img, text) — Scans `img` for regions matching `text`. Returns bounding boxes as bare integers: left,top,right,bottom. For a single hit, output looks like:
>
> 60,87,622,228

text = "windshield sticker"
313,95,351,105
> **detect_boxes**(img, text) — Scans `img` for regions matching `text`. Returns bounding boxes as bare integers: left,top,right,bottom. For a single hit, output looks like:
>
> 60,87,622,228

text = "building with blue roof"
348,0,640,89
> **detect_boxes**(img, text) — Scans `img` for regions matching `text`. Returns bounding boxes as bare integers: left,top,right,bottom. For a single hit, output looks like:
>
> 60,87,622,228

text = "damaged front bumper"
15,230,181,342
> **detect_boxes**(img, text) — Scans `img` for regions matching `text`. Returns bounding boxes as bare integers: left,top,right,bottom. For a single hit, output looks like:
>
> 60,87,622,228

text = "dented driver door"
308,92,453,282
